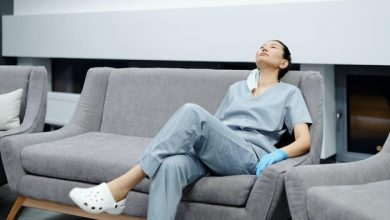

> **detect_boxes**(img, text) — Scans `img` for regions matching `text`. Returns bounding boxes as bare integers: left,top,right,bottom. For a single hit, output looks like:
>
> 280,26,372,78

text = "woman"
69,40,312,219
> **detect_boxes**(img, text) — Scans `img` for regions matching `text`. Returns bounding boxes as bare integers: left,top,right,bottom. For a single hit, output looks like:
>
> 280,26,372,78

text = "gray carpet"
0,184,88,220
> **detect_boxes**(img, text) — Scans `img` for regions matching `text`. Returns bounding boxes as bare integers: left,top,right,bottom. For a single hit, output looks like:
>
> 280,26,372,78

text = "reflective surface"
347,75,390,154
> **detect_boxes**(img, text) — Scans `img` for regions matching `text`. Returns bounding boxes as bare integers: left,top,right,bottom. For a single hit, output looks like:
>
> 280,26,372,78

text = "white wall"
13,0,340,15
3,0,390,65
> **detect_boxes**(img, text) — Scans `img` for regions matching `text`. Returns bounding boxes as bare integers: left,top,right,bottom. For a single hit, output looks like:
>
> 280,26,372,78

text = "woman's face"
255,40,288,70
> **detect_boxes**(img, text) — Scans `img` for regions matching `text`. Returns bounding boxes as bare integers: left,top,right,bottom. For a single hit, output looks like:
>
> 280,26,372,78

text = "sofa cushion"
0,66,31,122
21,132,256,207
0,89,23,130
21,132,149,183
307,180,390,220
100,68,249,138
134,174,256,207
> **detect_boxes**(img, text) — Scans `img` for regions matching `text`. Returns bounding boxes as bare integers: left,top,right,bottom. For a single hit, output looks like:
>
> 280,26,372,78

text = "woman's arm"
255,123,311,176
281,123,311,158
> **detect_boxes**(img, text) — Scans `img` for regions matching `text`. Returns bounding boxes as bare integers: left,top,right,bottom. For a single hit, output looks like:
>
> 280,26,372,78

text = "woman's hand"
255,149,288,176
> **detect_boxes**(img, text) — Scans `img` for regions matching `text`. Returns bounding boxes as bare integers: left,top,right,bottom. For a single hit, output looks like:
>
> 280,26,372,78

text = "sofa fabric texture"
20,131,256,207
307,180,390,220
0,66,47,137
285,134,390,220
2,67,323,220
0,65,47,186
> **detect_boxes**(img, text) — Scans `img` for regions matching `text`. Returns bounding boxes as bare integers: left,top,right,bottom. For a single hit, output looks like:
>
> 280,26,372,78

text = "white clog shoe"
69,183,126,215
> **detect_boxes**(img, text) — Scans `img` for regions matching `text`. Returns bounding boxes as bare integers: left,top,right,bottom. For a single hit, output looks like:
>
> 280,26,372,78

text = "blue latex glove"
256,149,288,176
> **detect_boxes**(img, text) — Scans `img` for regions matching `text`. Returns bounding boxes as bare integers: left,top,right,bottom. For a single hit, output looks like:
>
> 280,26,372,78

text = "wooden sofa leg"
7,196,144,220
7,196,26,220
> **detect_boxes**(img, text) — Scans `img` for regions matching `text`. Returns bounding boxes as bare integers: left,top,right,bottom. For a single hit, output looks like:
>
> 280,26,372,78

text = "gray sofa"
3,67,323,220
0,65,47,186
285,133,390,220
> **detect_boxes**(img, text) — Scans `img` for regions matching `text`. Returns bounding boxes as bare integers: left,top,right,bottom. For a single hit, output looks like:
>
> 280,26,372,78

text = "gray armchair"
285,133,390,220
0,65,47,186
3,67,323,220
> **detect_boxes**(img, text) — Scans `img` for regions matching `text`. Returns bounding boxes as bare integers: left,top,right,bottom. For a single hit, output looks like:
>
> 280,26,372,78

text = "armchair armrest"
285,152,390,220
0,67,47,139
20,66,48,134
245,155,308,220
1,124,87,193
267,154,309,173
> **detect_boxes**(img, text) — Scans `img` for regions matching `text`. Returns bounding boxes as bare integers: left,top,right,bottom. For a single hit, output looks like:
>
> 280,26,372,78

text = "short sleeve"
214,86,231,119
284,88,312,134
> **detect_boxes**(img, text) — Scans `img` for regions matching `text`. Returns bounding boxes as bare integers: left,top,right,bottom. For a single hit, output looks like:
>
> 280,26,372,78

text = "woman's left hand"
255,149,288,176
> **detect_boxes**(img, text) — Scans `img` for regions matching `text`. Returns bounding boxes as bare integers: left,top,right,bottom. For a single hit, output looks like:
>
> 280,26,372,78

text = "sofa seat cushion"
134,174,256,207
307,180,390,220
21,132,150,183
21,132,256,207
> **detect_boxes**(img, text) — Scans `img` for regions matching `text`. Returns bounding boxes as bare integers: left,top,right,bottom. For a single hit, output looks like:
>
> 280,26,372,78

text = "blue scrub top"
214,69,312,153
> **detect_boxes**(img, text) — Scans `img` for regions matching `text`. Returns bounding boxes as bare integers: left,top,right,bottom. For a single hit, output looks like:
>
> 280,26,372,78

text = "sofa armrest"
285,152,390,220
19,66,48,134
267,154,309,173
244,155,308,220
0,67,48,139
1,124,87,193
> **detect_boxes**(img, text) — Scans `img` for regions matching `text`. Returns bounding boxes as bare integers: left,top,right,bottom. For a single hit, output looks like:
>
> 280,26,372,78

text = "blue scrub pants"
138,103,260,220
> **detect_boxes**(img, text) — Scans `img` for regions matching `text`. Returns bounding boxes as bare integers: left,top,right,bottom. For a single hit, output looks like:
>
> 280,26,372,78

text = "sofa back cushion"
99,68,322,161
100,68,249,137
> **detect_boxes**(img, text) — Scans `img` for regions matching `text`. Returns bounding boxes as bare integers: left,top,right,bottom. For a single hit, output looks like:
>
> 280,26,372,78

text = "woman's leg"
107,164,145,202
147,154,207,220
70,103,261,214
139,103,263,178
76,103,219,203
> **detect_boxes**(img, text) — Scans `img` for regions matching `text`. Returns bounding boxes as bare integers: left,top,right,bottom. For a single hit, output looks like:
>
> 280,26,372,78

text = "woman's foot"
69,183,126,215
107,180,130,203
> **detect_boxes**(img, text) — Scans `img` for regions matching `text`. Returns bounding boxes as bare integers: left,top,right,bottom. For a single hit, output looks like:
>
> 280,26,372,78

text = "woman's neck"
258,68,279,88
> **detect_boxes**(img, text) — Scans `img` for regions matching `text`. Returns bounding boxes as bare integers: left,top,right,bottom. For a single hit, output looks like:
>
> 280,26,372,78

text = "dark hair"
273,40,291,80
